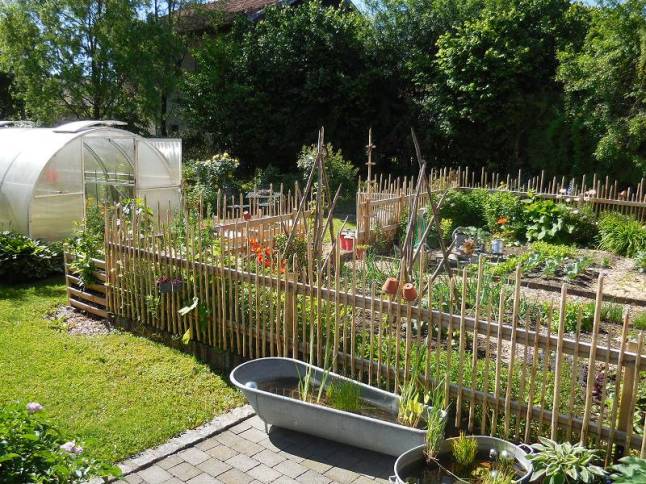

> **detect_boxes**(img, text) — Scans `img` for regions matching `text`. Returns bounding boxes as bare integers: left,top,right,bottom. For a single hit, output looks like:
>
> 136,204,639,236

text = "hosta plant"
529,437,606,483
610,456,646,483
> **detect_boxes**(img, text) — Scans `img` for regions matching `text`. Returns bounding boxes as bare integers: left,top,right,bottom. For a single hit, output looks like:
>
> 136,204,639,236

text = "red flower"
497,216,508,225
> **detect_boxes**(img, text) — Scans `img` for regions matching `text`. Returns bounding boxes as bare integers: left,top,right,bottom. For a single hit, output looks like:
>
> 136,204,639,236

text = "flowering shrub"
0,402,120,482
184,152,241,210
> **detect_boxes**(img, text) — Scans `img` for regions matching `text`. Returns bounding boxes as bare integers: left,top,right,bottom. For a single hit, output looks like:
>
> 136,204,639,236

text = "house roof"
177,0,292,32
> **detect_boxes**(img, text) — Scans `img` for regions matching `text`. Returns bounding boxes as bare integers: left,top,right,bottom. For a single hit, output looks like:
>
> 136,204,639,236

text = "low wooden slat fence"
357,166,646,243
63,253,108,318
83,208,646,461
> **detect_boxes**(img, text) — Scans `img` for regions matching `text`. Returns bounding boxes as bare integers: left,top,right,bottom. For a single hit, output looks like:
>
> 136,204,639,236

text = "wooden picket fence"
357,166,646,243
81,205,646,462
63,253,108,318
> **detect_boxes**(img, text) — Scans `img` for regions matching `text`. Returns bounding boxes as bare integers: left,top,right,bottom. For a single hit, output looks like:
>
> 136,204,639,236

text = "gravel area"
48,305,115,336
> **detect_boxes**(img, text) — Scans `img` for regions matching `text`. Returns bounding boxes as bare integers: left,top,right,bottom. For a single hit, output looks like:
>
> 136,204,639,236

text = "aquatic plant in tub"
393,433,533,483
230,357,432,456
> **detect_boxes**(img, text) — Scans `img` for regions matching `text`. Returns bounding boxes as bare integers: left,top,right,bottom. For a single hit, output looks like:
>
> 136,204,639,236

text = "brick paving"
118,414,395,484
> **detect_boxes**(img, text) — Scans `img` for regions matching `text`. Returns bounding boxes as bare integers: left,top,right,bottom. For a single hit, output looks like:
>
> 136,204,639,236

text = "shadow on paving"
266,426,395,479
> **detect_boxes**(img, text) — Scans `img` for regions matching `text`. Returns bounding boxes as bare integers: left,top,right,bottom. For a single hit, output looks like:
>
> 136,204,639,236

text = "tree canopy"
0,0,644,182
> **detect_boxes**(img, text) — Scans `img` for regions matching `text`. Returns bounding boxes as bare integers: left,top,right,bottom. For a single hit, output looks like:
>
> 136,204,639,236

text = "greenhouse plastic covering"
0,123,181,240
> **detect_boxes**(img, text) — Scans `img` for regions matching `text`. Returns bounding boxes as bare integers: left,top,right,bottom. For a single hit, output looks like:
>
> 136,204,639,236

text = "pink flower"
60,441,83,454
26,402,43,413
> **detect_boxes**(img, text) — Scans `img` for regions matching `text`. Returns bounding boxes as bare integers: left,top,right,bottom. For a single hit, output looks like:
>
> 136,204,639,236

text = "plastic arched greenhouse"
0,120,181,240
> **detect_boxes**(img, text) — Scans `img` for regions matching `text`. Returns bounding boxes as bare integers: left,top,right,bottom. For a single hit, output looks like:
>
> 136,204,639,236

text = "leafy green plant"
0,231,63,283
274,233,308,270
439,189,487,230
451,432,478,467
0,402,120,483
524,199,573,243
598,213,646,257
326,381,361,412
563,205,598,246
529,437,605,483
635,250,646,272
371,222,391,255
610,455,646,483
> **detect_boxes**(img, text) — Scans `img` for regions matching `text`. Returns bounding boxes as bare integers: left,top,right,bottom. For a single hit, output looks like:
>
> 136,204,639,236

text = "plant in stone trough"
529,437,606,483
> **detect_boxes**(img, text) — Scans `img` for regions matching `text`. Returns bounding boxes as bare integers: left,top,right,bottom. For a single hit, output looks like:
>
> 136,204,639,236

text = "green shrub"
635,250,646,272
598,213,646,257
0,231,62,283
297,143,358,201
439,189,487,230
482,190,525,237
524,199,574,243
0,402,120,482
564,205,598,246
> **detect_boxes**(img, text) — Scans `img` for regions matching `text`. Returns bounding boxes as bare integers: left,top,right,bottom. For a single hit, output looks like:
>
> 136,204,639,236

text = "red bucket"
339,232,355,251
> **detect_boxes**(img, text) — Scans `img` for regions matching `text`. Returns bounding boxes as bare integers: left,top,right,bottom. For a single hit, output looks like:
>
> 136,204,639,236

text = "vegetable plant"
529,437,606,483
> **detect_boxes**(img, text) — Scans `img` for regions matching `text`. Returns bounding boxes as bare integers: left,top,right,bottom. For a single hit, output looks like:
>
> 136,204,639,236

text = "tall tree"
0,0,144,124
425,0,579,171
558,0,646,179
182,1,385,172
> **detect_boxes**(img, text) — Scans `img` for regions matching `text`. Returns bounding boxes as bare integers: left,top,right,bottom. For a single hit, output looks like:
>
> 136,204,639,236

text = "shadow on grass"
0,275,66,301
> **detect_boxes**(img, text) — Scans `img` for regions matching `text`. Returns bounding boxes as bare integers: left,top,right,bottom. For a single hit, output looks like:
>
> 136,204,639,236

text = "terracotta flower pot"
382,277,399,295
243,211,251,221
402,283,417,302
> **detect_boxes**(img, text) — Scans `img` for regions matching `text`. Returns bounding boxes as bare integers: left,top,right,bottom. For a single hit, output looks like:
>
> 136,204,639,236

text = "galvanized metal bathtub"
230,357,428,456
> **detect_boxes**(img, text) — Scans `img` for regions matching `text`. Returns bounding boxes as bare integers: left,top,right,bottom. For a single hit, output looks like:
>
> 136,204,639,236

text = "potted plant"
528,437,606,483
156,276,183,294
401,283,417,302
355,244,369,260
382,277,399,295
156,276,173,294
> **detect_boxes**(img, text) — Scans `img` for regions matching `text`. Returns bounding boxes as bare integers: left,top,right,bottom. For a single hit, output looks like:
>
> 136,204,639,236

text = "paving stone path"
118,414,395,484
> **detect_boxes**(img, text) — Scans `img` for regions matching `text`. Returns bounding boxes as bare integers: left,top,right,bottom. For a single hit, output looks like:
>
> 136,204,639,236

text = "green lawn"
0,278,244,463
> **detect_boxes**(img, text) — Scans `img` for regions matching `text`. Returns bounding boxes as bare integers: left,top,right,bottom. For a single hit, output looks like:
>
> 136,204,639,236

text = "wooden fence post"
285,271,297,359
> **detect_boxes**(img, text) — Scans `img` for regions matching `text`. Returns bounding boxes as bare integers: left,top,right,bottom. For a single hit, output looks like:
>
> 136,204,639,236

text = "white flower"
60,441,83,454
26,402,43,413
